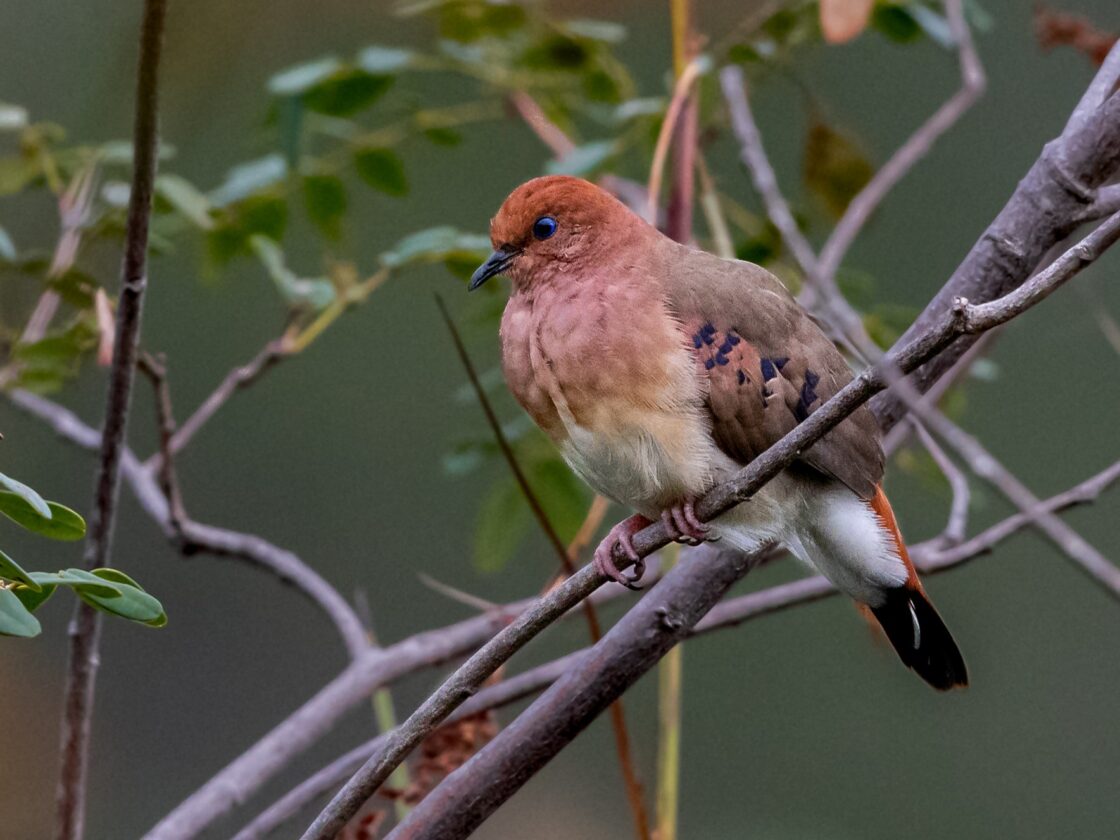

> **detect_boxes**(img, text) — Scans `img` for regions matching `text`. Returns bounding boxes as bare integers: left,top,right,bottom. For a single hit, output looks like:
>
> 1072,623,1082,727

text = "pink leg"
593,513,652,589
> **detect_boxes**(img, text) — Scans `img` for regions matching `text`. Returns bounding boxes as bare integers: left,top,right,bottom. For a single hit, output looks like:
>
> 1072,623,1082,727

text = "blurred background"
1,1,1118,837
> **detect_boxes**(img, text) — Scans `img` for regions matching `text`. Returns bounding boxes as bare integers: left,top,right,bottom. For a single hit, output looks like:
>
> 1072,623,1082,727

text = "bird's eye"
532,216,558,240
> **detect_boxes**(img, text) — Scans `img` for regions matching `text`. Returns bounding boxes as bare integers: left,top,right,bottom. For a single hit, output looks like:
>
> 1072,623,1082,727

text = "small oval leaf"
0,493,86,540
0,587,42,637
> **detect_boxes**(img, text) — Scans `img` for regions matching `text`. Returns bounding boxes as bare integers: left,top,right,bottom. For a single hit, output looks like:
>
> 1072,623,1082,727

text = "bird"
469,175,967,691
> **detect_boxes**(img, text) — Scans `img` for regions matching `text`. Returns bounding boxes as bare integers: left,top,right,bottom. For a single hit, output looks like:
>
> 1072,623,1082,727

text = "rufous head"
469,175,648,292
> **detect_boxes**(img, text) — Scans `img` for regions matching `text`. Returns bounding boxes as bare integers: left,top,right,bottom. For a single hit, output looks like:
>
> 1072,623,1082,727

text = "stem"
654,544,683,840
54,1,168,837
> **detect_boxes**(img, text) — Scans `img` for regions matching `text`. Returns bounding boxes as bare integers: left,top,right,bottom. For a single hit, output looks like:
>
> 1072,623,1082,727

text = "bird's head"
469,175,645,292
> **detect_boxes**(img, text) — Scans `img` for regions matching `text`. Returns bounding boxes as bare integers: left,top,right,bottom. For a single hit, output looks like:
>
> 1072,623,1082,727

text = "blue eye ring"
532,215,558,240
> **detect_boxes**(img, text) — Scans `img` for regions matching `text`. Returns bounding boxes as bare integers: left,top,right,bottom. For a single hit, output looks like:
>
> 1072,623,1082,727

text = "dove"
470,175,967,690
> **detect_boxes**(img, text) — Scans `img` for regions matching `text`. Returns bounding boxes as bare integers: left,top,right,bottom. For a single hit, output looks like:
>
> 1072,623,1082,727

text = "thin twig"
507,91,575,158
8,388,372,661
910,420,970,546
816,0,986,283
146,337,289,469
54,1,168,836
137,352,188,536
647,58,703,226
434,294,651,840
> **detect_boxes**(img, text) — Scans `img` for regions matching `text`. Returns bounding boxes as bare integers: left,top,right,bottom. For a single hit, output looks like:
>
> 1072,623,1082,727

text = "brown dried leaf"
94,288,114,367
1034,4,1118,66
820,0,875,45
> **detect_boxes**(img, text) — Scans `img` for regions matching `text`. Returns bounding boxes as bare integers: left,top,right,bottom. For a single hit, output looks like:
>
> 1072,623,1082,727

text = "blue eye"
532,216,558,240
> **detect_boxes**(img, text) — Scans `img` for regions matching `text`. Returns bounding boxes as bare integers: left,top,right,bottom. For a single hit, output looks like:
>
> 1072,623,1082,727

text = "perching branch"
238,454,1120,839
301,208,1120,837
54,1,169,837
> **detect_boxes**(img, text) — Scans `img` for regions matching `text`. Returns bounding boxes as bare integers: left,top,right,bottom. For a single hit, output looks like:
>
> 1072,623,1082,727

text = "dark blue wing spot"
773,356,789,370
715,353,729,366
727,332,741,346
702,332,715,346
794,368,820,422
692,333,703,349
760,358,776,381
718,339,734,354
704,358,716,370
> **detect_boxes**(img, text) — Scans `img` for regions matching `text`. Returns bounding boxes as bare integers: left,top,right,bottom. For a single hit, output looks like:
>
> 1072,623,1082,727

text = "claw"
593,514,651,589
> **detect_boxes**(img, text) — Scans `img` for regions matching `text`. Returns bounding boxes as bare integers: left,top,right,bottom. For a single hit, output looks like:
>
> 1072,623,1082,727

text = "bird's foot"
593,514,652,590
660,499,709,546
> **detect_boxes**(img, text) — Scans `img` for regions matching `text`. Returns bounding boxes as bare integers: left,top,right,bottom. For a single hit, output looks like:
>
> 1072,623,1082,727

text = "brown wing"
666,251,883,499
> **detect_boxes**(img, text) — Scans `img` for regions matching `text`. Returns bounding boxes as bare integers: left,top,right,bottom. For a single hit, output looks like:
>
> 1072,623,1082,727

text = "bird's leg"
660,498,709,546
593,513,653,590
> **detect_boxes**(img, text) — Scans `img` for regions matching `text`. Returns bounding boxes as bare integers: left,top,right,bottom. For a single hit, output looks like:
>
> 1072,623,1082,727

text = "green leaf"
268,57,344,96
0,225,16,261
353,147,408,197
303,70,393,117
379,226,490,270
0,588,41,637
0,493,86,541
12,582,55,613
0,549,39,589
0,102,29,131
528,457,590,541
156,174,214,230
26,568,166,626
99,139,177,165
905,3,954,48
71,571,165,625
209,154,288,207
564,19,627,43
208,193,289,264
0,156,40,196
614,97,665,123
47,269,98,309
871,5,923,43
804,120,873,218
357,46,416,73
0,473,51,519
473,476,532,573
422,127,462,147
249,236,336,309
546,140,615,177
302,174,347,239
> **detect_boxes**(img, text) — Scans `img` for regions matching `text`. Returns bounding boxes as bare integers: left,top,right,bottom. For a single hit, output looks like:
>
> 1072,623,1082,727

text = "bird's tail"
868,487,969,691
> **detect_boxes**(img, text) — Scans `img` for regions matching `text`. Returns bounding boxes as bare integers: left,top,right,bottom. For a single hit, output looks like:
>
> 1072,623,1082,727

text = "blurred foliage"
0,471,165,637
0,0,991,575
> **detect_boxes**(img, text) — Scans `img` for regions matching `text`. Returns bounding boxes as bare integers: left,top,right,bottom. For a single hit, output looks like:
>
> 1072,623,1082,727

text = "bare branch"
816,0,986,283
910,420,970,546
871,49,1120,431
146,337,289,470
54,1,168,836
507,91,574,159
8,389,371,661
137,352,188,535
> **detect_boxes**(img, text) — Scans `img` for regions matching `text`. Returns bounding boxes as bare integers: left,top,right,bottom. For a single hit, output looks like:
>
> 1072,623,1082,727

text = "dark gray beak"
469,248,517,291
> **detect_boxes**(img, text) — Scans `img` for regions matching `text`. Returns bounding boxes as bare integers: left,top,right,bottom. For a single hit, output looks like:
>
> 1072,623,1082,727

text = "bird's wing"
664,250,883,499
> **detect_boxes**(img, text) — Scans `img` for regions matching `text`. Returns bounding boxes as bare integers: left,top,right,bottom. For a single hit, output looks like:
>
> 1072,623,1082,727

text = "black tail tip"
870,587,968,691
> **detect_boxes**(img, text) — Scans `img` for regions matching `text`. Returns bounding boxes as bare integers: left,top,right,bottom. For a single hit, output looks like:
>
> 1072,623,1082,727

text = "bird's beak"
469,248,517,291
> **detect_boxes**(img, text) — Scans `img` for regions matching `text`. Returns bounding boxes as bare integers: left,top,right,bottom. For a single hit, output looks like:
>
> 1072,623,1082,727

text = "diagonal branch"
240,455,1120,840
434,295,651,840
816,0,986,283
54,1,169,837
300,210,1120,838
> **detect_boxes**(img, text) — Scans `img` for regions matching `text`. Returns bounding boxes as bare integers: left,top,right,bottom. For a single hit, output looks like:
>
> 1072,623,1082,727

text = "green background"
1,1,1118,837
